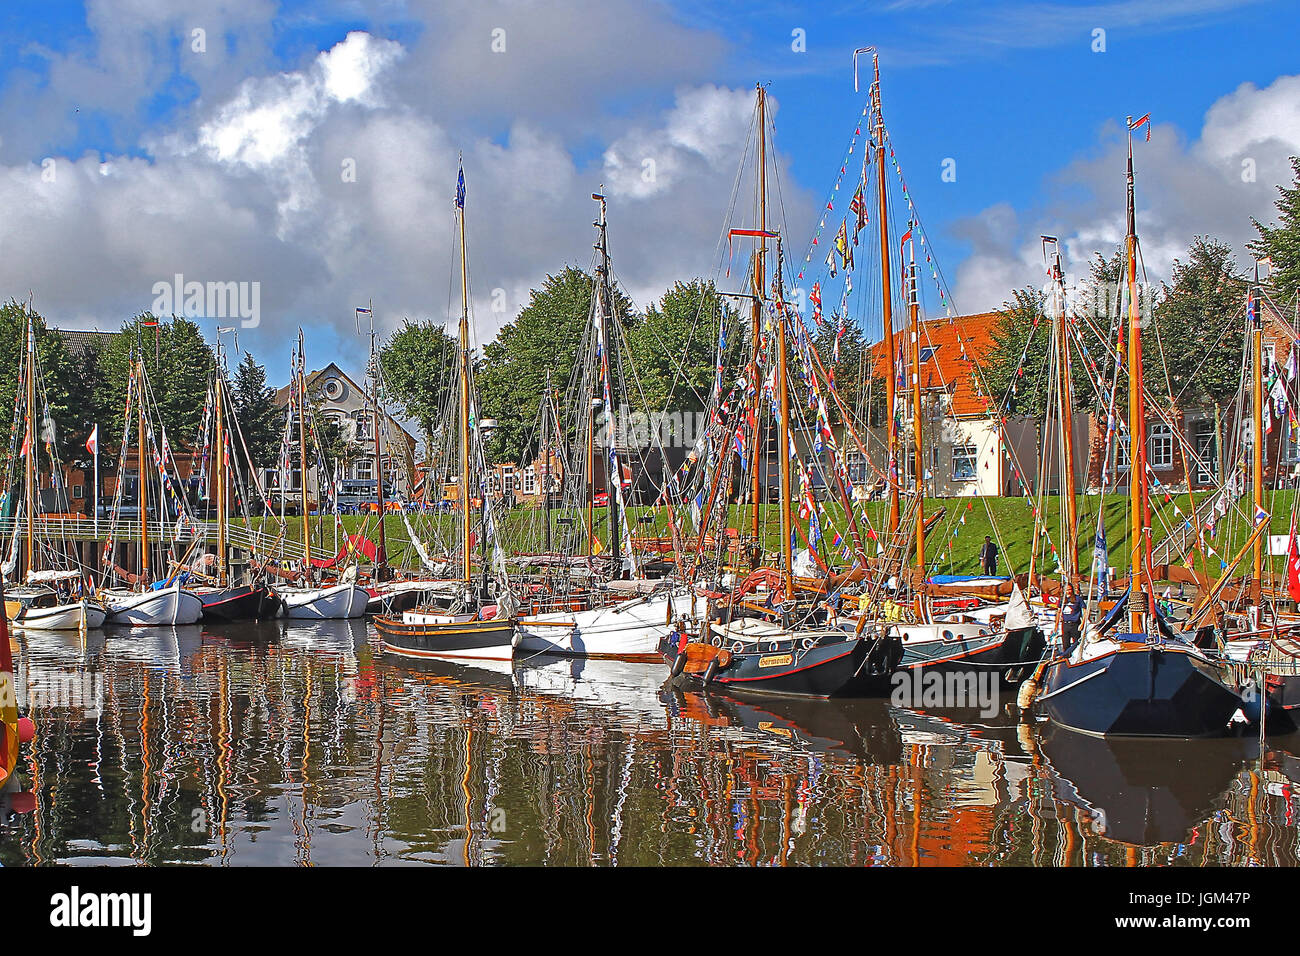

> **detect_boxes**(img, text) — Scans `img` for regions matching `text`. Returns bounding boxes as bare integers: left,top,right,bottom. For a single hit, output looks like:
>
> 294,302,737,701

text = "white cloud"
950,72,1300,312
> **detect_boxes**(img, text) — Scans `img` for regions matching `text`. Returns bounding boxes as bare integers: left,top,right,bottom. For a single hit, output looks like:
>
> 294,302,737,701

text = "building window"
522,465,537,495
846,452,867,485
1192,419,1217,485
72,483,84,500
1149,423,1173,469
1115,433,1130,471
354,413,372,441
952,445,977,480
919,346,940,362
354,459,373,481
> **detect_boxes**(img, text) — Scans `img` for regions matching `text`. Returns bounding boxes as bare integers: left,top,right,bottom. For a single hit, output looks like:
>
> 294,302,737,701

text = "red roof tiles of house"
868,310,1001,418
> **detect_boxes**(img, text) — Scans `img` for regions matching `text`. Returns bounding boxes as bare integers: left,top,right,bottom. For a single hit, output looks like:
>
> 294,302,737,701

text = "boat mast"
457,161,472,586
1124,119,1149,633
1251,264,1264,607
214,341,227,587
297,331,311,569
367,300,388,575
907,233,924,567
872,54,900,537
23,313,35,582
542,369,553,556
1049,241,1079,579
593,190,621,574
751,84,768,541
138,356,150,585
775,238,794,593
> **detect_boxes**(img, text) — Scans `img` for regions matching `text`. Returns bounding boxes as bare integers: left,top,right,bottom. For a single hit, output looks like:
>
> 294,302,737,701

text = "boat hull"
661,630,901,699
515,592,674,661
1038,636,1242,738
196,584,279,621
280,584,369,620
896,622,1044,683
13,599,107,631
376,614,516,661
105,584,204,626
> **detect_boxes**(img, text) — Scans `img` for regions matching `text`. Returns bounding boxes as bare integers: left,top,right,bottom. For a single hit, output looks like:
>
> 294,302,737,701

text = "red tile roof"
869,311,1000,418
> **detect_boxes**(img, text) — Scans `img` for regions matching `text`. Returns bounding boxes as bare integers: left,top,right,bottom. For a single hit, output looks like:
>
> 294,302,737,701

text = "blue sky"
0,0,1297,385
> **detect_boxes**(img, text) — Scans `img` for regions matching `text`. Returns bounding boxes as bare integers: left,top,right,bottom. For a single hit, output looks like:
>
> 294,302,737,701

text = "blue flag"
456,166,465,208
1092,526,1108,592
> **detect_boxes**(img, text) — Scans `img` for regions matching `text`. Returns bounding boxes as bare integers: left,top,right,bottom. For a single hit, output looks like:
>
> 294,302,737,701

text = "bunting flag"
456,165,466,208
86,424,98,456
835,219,853,271
1127,112,1152,141
850,183,868,239
811,281,823,327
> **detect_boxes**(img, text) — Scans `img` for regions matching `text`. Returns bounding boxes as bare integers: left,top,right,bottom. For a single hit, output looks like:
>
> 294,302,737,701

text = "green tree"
477,266,634,462
227,352,282,472
0,301,92,467
1250,156,1300,301
624,279,738,415
99,314,214,445
378,319,458,461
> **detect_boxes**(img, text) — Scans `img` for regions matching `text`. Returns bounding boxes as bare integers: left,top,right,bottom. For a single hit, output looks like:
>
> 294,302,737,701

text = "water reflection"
1,618,1297,866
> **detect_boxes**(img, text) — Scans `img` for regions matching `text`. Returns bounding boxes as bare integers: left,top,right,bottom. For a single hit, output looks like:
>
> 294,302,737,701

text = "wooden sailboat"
1035,116,1243,737
276,331,370,620
189,338,278,620
376,161,516,660
514,191,680,660
102,353,204,626
5,312,106,630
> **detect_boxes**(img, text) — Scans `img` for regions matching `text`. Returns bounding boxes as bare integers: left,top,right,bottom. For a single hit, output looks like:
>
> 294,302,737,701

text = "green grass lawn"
244,489,1297,579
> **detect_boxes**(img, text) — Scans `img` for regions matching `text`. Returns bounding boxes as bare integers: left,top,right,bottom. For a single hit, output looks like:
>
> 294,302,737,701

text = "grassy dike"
249,489,1298,580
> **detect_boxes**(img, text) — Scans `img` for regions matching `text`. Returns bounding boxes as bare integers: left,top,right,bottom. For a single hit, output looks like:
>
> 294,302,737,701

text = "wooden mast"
297,331,311,570
1050,244,1079,578
775,238,794,593
214,343,227,587
1124,119,1148,634
907,236,925,568
138,357,150,584
23,314,35,583
594,191,621,573
457,162,472,586
872,54,900,537
751,84,768,540
1251,265,1264,606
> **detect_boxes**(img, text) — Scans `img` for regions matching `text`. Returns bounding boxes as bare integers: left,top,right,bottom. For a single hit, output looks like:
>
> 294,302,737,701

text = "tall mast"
593,190,621,573
1124,119,1148,633
1049,242,1079,578
1251,265,1264,606
542,370,553,556
23,313,35,582
751,84,768,540
775,238,794,592
907,234,924,568
214,342,227,587
457,161,472,585
873,54,900,536
367,300,388,574
297,331,311,569
138,357,150,583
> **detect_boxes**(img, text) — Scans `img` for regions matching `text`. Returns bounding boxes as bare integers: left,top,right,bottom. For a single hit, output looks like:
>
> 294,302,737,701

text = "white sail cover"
1005,583,1035,631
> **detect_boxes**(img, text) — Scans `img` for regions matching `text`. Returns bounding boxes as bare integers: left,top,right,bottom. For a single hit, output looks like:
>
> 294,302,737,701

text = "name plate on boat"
758,653,792,668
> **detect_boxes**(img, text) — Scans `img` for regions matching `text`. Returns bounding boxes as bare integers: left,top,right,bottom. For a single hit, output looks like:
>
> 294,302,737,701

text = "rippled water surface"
2,619,1298,866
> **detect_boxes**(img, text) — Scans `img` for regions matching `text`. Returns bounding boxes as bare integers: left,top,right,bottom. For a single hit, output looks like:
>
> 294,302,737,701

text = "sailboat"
0,574,36,809
1034,115,1243,737
376,162,517,660
514,191,681,660
4,311,107,630
188,337,278,620
101,352,204,626
275,331,370,620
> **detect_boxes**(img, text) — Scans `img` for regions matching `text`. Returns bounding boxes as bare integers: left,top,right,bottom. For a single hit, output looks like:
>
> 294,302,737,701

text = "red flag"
19,424,30,459
86,424,99,456
1287,531,1300,602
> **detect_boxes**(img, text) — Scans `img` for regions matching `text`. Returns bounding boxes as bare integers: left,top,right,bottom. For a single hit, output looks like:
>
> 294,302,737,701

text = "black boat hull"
375,615,516,661
1038,637,1242,738
660,630,901,699
900,625,1044,683
200,585,279,622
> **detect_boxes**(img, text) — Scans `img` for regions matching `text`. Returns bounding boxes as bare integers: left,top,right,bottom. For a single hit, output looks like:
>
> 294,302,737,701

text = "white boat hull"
14,599,108,631
281,584,370,620
105,584,204,626
515,591,677,659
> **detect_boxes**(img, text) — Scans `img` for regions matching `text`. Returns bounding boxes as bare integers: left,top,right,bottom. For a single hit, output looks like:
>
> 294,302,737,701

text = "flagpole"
93,427,100,539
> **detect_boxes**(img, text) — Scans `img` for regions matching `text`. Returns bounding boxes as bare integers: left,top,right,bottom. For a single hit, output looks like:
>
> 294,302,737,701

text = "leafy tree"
99,314,213,446
624,279,738,415
227,351,282,471
477,267,635,462
1250,156,1300,301
1151,236,1246,408
378,319,458,461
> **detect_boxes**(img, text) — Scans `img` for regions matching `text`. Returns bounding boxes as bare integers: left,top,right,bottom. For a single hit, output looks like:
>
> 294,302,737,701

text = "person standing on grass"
979,535,999,576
